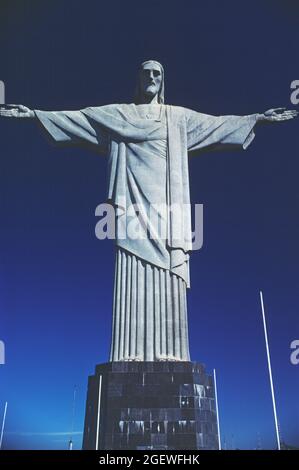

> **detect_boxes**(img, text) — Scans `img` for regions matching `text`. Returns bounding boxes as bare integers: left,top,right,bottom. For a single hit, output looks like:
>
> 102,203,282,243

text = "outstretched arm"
186,106,298,155
0,104,109,154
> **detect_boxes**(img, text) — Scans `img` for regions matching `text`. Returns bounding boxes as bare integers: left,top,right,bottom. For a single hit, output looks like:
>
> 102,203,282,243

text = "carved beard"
134,61,165,104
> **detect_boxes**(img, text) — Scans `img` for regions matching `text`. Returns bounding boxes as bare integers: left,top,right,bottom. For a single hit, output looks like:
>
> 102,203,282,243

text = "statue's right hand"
0,104,35,119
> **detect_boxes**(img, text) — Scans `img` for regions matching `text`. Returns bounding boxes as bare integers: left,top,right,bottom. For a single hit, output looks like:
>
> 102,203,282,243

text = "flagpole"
213,369,221,450
259,291,281,450
0,402,8,450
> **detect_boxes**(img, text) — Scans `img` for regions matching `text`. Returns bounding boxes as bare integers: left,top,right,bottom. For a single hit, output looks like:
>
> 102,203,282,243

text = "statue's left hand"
258,107,298,123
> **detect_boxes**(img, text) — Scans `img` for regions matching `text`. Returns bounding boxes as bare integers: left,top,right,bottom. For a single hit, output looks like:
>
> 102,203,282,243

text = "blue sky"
0,0,298,450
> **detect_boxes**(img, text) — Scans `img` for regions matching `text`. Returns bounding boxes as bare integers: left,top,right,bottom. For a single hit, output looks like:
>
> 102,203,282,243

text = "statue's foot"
156,354,186,362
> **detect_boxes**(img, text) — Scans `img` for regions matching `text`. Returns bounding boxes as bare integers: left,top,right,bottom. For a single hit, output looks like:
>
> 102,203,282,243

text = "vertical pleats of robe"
109,248,191,362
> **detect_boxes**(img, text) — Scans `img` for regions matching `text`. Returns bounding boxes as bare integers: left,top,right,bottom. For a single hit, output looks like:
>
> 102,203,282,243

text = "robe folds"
35,103,257,361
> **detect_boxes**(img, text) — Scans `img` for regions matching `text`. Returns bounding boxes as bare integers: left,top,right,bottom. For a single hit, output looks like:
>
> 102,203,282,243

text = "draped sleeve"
185,107,258,155
34,108,109,155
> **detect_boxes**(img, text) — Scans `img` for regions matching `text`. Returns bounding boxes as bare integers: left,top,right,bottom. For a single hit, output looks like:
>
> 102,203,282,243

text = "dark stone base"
82,361,219,450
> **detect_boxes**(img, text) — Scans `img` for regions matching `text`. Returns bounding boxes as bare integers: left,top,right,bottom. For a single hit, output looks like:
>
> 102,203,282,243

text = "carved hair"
134,60,165,104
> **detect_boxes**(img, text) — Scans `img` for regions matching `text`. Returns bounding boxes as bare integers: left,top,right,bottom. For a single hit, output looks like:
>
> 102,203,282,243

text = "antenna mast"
0,402,8,450
259,291,281,450
68,387,76,451
213,369,221,450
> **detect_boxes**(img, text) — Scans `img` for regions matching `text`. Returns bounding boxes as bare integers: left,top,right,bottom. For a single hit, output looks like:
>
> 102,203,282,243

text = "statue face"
139,62,162,100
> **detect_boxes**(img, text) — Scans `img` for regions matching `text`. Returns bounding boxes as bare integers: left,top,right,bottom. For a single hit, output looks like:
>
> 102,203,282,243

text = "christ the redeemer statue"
1,61,297,363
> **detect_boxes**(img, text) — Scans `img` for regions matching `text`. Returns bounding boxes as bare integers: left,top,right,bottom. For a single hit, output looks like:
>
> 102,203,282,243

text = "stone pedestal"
82,361,219,450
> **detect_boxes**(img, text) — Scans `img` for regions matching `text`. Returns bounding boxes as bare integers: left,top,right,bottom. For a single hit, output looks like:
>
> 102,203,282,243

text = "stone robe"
35,104,257,361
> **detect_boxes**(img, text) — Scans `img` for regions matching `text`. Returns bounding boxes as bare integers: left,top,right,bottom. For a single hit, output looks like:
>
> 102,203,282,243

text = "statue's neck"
139,94,159,104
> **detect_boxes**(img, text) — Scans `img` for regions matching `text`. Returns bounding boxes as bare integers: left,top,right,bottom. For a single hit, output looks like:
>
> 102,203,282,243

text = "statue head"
134,60,164,104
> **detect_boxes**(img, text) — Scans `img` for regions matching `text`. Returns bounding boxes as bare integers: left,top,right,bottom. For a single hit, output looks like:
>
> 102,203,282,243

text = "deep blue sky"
0,0,298,450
